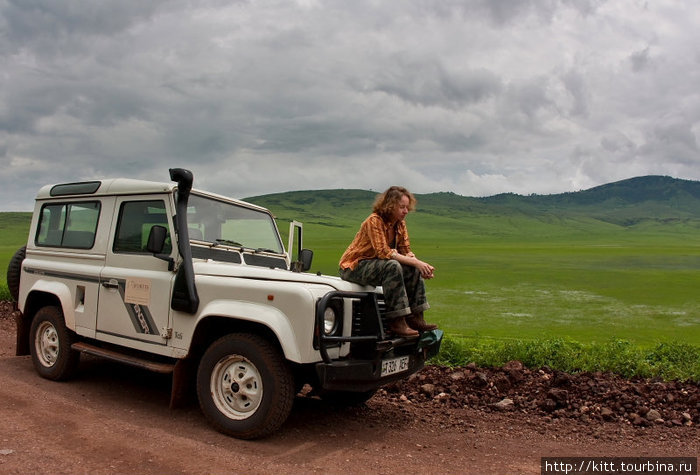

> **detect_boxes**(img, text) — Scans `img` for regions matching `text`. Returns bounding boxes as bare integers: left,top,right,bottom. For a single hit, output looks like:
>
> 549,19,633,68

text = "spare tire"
7,246,26,301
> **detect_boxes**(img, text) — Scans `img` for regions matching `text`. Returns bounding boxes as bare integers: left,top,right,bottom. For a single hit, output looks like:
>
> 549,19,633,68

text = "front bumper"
315,330,443,391
314,291,443,392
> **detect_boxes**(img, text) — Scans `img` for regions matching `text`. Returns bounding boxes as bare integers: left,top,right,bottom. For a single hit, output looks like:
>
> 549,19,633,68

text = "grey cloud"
600,132,637,154
1,0,700,210
368,58,501,110
2,0,169,59
423,0,568,25
503,79,552,120
640,121,699,165
562,70,589,117
630,46,652,72
561,0,606,16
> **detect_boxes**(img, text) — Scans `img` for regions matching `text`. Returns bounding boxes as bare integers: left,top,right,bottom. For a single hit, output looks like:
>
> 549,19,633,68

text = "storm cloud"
1,0,699,210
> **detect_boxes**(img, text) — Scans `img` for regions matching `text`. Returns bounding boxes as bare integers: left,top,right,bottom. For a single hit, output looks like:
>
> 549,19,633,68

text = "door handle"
101,280,119,289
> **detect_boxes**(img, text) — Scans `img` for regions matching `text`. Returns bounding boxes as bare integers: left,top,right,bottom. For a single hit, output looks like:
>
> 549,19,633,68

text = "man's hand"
392,251,435,279
410,256,434,279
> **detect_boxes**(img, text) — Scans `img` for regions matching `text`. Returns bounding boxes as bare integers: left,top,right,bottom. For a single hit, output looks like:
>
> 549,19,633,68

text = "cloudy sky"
1,0,699,210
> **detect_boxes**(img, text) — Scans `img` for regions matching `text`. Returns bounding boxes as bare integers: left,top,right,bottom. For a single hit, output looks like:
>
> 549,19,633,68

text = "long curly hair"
372,186,417,221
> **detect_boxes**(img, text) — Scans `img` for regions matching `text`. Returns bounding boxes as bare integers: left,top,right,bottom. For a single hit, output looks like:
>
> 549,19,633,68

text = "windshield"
186,194,284,254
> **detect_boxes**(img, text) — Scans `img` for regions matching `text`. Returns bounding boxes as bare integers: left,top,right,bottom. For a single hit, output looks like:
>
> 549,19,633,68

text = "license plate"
381,356,410,377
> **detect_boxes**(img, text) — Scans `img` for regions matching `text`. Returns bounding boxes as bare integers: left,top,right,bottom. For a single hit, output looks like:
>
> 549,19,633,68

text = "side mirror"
147,225,168,254
290,248,313,272
147,225,175,270
300,248,313,272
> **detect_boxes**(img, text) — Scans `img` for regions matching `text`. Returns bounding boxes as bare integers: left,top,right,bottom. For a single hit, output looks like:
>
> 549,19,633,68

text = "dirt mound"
382,362,699,429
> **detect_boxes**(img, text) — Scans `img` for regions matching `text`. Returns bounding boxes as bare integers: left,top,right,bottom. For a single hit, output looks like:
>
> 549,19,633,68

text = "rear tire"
6,246,26,301
29,306,80,381
197,333,294,439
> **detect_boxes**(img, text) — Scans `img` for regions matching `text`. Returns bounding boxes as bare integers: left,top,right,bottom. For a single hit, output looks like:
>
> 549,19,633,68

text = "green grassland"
0,212,31,300
2,179,699,378
4,190,698,346
258,186,700,379
280,209,700,348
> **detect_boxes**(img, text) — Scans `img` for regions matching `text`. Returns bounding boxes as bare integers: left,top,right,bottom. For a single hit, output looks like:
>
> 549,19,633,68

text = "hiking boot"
406,312,438,332
388,317,419,337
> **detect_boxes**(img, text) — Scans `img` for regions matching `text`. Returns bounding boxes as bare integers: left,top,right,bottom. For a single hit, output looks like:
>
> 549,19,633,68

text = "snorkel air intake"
169,168,199,314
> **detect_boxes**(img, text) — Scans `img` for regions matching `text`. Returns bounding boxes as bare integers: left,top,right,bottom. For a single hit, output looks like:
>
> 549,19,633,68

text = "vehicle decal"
112,279,160,335
95,330,168,346
23,267,101,283
23,267,161,336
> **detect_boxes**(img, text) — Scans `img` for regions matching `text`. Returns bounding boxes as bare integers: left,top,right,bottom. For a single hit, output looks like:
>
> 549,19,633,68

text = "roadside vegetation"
0,212,30,301
3,176,699,380
433,337,700,382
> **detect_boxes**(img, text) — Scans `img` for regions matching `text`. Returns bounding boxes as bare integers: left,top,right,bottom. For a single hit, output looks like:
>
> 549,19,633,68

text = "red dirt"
0,301,697,474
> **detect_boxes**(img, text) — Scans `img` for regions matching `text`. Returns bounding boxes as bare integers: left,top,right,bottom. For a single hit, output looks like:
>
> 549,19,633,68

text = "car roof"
36,178,176,200
34,178,272,214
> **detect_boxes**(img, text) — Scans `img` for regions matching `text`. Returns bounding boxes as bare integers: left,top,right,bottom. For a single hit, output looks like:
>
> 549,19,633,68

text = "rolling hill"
2,175,699,250
247,175,700,231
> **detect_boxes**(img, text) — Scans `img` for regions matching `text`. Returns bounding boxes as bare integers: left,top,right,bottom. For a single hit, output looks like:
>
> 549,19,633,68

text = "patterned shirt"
339,213,412,270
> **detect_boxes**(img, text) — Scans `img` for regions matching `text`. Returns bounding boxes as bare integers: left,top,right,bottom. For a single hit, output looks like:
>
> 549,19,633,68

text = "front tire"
197,333,294,439
29,306,80,380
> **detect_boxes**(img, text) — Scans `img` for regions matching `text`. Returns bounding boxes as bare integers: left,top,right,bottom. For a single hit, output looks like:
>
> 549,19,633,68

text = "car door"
97,196,177,348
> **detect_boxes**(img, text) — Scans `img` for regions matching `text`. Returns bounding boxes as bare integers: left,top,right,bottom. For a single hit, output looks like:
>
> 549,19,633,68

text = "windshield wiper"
214,238,245,248
214,240,279,254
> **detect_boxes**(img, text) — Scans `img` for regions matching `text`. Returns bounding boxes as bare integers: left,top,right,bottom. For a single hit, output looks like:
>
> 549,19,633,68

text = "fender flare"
196,300,302,362
25,280,76,331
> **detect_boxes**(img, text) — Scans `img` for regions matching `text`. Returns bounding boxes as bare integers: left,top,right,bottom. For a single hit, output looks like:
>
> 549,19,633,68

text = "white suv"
8,169,442,439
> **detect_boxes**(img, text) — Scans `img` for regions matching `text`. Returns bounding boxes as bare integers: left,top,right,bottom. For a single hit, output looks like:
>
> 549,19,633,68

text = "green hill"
482,175,700,225
249,175,700,224
247,175,700,246
3,175,699,265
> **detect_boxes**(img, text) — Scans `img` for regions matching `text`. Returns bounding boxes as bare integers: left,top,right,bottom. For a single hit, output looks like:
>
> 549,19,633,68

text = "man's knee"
385,259,403,276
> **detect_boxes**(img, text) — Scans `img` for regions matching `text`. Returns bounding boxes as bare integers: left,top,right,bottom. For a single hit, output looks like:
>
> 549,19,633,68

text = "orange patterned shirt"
339,213,412,270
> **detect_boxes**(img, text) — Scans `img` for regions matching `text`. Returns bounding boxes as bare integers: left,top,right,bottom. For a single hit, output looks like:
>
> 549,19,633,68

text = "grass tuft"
431,336,700,382
0,283,10,302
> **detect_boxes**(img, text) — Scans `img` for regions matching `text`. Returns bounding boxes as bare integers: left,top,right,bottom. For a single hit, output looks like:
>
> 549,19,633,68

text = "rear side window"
36,202,101,249
113,200,172,254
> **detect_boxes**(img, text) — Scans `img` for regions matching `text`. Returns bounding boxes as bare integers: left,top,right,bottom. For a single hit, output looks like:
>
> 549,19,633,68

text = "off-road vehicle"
7,169,442,439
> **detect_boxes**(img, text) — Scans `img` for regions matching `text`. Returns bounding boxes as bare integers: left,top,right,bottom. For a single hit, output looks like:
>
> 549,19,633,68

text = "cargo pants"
340,259,430,319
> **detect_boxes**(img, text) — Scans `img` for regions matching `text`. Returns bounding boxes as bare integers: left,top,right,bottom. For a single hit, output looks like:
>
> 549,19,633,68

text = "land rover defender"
8,168,442,439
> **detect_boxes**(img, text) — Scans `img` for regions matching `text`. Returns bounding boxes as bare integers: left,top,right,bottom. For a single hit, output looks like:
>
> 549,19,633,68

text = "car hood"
192,260,373,293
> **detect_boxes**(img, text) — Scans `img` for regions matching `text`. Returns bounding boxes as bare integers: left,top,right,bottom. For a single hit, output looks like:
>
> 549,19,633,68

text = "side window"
113,200,172,254
36,201,100,249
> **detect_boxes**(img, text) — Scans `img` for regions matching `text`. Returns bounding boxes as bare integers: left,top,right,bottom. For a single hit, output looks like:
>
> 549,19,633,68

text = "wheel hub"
35,321,59,367
211,355,263,420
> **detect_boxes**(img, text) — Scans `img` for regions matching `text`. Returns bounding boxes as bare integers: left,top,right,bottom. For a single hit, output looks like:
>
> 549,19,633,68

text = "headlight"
323,307,337,335
318,297,344,337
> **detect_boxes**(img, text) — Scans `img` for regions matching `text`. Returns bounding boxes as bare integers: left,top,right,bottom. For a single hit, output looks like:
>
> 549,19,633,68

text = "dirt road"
0,305,697,474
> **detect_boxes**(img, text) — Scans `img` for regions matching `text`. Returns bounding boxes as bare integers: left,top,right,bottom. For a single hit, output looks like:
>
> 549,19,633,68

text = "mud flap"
170,357,198,409
14,305,30,356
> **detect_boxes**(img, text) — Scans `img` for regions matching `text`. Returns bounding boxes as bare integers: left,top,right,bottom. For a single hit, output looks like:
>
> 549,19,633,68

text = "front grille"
377,298,389,330
349,295,389,358
351,296,386,336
